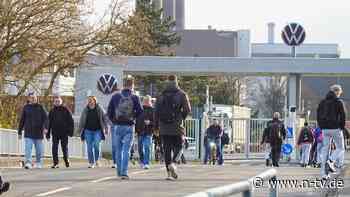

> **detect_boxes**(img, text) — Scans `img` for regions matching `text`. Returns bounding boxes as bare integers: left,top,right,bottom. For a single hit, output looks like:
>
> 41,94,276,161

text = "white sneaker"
144,165,150,169
35,163,42,169
327,160,336,173
322,174,330,180
168,164,178,179
166,171,175,181
88,164,95,168
24,163,32,169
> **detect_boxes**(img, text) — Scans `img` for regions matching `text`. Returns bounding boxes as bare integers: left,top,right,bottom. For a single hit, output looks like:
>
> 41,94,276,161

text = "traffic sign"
282,143,293,155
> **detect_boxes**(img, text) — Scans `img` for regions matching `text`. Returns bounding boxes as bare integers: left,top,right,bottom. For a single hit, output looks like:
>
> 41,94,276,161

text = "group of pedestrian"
18,94,74,169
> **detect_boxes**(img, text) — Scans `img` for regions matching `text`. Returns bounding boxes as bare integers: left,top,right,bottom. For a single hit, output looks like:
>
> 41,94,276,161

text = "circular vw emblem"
97,74,118,95
281,23,306,46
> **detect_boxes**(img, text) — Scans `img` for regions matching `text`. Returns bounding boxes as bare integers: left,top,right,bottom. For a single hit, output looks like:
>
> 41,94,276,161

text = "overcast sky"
96,0,350,57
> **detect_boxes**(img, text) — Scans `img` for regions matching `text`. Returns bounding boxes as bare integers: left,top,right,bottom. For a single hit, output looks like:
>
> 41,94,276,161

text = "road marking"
36,187,72,197
90,176,115,183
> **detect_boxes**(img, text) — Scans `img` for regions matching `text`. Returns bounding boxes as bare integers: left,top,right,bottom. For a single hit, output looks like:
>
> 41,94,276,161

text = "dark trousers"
271,143,282,166
161,135,183,171
52,135,69,165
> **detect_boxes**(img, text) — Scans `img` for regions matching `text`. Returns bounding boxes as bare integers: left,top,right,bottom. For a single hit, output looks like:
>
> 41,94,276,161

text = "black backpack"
269,121,282,144
159,90,179,124
221,133,230,145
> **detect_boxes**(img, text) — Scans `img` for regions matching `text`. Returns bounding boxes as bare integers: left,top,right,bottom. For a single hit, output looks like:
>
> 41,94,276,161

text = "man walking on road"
317,84,346,179
297,122,314,167
107,77,143,180
46,96,74,168
18,93,48,169
155,75,191,180
135,95,155,169
266,112,286,167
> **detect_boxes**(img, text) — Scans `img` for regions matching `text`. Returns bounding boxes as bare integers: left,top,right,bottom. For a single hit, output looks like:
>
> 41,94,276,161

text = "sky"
96,0,350,57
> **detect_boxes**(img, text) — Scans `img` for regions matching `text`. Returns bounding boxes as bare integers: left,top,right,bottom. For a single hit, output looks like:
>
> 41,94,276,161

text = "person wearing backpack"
267,112,286,167
317,85,346,179
297,122,314,167
155,75,191,180
107,77,143,180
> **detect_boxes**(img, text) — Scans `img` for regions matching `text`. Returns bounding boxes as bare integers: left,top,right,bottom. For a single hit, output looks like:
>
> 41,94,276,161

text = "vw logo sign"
97,74,118,95
281,23,306,46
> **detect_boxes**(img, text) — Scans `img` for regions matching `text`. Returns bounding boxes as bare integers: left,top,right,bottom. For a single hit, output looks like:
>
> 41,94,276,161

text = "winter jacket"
47,105,74,138
206,125,223,139
266,119,286,145
297,127,314,145
135,105,154,136
107,89,143,126
79,104,107,141
18,103,48,139
317,91,346,130
155,81,191,136
261,127,270,144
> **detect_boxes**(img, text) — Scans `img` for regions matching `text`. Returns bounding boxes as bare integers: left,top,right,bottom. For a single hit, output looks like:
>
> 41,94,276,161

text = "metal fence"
0,128,86,158
184,168,277,197
184,119,201,160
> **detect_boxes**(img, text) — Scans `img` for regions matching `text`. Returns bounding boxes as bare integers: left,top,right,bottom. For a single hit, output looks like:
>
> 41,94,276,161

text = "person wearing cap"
46,96,74,168
135,95,155,169
78,96,108,168
18,93,48,169
317,84,346,179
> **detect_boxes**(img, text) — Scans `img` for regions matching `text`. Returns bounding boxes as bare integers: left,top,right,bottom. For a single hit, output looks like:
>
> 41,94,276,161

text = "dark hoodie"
317,91,346,130
47,105,74,138
155,81,191,136
107,89,143,126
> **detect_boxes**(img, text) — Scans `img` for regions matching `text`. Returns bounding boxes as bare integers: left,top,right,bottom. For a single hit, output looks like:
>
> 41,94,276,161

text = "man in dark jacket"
297,122,314,167
266,112,286,167
135,95,154,169
18,93,48,169
107,77,143,179
317,85,346,179
46,96,74,168
155,75,191,180
204,119,223,165
0,175,10,195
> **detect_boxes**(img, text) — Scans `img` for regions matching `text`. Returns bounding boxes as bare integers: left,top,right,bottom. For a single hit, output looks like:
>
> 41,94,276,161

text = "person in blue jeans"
204,119,223,165
79,96,108,168
107,77,143,180
18,93,48,169
135,95,155,169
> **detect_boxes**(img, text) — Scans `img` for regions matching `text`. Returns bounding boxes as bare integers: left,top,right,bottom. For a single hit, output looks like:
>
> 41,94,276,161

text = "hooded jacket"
155,81,191,136
18,103,48,139
317,91,346,129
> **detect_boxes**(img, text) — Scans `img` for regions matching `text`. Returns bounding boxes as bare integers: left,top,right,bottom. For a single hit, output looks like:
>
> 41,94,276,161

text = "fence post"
244,119,251,159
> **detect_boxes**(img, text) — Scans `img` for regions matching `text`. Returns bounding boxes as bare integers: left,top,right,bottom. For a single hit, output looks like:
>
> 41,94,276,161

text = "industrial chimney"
267,22,275,44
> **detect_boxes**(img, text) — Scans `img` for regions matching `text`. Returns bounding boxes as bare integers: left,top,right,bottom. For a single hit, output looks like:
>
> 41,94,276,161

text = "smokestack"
267,22,275,44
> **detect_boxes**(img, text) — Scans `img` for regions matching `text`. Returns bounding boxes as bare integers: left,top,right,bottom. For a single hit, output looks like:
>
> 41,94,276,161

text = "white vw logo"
282,23,306,46
97,74,118,95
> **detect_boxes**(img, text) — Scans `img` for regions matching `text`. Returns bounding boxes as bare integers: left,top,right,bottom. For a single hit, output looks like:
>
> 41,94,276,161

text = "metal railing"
184,168,278,197
0,128,86,158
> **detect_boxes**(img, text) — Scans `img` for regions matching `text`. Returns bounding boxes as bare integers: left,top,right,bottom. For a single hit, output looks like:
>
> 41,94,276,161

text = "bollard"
269,176,278,197
242,190,251,197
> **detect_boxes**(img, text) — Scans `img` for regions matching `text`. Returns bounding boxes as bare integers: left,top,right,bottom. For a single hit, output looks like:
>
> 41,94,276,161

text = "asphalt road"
0,161,348,197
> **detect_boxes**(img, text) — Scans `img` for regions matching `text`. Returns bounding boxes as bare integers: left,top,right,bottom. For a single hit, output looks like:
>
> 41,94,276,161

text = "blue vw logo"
97,74,118,95
281,23,306,46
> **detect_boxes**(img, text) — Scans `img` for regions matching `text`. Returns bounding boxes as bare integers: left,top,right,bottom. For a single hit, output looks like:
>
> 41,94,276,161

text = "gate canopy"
86,55,350,76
